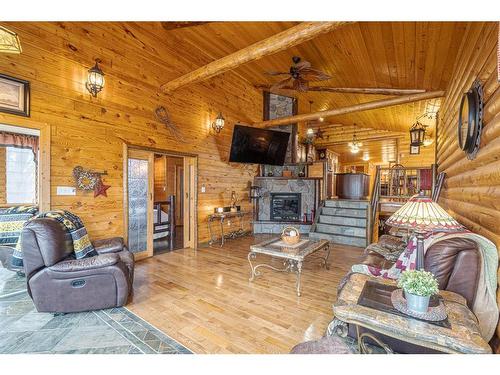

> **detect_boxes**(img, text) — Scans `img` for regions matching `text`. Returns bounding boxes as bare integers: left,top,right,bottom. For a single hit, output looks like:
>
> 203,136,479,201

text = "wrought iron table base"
248,245,330,297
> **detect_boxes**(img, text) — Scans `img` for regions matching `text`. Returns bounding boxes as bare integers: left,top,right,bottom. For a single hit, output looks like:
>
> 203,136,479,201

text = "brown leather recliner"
21,218,134,313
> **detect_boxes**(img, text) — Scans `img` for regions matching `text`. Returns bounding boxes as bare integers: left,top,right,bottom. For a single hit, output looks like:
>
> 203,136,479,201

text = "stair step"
324,199,369,209
309,232,367,248
315,223,367,238
321,207,367,218
319,215,367,227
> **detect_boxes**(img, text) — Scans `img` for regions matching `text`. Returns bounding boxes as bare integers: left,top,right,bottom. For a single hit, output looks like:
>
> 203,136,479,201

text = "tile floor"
0,267,192,354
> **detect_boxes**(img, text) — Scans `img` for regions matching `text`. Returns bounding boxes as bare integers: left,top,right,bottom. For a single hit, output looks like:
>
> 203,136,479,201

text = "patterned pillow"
378,234,407,252
366,235,407,262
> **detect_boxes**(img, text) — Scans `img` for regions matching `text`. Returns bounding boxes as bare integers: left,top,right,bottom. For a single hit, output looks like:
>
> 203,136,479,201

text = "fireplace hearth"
270,193,301,221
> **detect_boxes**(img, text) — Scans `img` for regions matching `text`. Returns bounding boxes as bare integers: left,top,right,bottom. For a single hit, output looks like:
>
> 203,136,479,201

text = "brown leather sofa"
348,235,481,353
362,236,480,307
21,218,134,313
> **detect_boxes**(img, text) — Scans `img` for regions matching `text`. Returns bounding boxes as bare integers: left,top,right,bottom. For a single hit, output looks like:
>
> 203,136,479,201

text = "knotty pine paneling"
435,21,500,347
0,22,261,243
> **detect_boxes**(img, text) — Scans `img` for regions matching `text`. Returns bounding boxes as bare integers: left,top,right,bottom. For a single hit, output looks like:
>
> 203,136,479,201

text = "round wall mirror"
457,79,483,160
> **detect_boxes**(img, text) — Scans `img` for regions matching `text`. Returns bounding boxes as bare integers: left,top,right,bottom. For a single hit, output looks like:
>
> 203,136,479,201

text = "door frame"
123,143,198,256
0,114,51,211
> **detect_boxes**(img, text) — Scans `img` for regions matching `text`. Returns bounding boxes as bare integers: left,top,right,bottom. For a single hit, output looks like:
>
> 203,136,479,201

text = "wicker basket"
281,226,301,245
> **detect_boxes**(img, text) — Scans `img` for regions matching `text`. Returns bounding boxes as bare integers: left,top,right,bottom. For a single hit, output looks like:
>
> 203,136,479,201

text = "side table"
329,273,492,354
207,211,249,247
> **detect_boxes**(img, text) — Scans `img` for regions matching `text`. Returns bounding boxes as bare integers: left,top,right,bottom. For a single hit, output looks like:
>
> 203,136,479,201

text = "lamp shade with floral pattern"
385,193,464,232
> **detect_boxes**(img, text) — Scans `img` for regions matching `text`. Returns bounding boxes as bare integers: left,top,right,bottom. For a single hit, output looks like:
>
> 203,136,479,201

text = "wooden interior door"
183,156,196,249
175,165,184,224
125,148,154,260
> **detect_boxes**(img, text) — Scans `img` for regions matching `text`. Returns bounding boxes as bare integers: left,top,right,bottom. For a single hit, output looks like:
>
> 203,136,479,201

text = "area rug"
0,268,192,354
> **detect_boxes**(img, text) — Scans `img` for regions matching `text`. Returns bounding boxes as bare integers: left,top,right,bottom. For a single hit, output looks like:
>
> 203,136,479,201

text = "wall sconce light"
212,112,225,133
409,121,426,146
86,59,105,97
306,128,315,138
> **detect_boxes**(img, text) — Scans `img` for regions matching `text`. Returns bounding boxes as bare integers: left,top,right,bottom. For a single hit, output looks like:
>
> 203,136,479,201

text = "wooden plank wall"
0,22,261,243
435,22,500,347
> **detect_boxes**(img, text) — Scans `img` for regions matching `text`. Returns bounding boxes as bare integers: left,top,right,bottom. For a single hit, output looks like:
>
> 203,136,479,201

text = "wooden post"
253,91,446,128
160,22,350,93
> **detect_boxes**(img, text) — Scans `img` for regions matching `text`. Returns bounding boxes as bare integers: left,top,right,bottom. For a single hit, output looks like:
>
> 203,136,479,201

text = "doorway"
123,145,197,261
153,154,184,254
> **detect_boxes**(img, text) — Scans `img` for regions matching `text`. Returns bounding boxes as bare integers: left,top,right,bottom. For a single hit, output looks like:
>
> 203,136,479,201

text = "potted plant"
397,270,439,313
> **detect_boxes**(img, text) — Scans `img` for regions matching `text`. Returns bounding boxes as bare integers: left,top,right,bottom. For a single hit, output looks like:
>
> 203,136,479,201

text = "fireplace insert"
270,193,301,221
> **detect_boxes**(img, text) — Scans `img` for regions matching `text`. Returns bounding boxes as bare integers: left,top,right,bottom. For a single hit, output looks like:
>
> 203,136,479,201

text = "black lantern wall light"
86,59,105,97
409,120,427,147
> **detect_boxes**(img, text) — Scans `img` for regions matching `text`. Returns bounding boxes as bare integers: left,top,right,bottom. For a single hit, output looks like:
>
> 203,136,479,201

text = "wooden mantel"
160,22,350,93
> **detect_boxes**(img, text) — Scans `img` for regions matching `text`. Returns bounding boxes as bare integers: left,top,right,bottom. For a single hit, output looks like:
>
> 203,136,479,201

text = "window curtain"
0,131,39,161
0,131,39,205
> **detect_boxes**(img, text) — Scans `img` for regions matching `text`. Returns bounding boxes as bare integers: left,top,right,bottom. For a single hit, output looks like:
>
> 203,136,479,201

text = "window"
6,147,36,204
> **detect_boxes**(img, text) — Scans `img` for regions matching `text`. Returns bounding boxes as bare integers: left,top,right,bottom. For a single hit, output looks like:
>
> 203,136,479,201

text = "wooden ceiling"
153,21,467,164
163,22,465,129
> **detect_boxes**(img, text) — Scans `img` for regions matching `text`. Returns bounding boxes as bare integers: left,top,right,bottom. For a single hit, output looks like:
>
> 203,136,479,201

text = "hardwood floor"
127,235,364,353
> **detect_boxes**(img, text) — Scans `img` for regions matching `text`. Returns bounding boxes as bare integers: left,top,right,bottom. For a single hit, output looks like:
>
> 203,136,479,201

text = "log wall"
0,22,261,243
435,21,500,347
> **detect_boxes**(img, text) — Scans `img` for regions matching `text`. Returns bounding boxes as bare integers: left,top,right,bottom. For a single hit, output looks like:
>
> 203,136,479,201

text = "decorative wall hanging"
0,26,22,54
458,79,483,160
72,166,110,198
154,106,184,141
0,73,30,117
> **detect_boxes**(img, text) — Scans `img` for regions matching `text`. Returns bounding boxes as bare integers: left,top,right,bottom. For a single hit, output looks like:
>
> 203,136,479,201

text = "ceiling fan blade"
265,71,290,76
271,77,294,91
293,78,309,92
299,67,332,81
295,60,312,70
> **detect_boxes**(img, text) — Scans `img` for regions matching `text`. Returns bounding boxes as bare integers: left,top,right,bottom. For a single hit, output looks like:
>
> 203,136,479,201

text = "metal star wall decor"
93,180,111,198
0,26,22,54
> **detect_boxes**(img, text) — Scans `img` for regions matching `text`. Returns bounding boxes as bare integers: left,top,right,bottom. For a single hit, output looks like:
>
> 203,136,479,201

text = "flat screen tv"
229,125,290,166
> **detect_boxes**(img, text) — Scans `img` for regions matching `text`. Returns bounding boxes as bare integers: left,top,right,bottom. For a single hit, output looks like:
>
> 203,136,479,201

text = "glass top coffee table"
248,237,330,296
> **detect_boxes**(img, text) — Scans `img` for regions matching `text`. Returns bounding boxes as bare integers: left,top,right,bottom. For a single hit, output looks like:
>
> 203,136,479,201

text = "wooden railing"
367,164,443,244
368,166,381,243
378,165,435,200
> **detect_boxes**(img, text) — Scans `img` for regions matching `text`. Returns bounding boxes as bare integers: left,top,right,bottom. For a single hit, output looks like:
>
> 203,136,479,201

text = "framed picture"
410,145,420,155
0,73,30,117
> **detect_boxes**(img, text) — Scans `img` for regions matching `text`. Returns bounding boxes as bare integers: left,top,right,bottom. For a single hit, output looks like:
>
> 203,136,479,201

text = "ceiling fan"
266,56,331,92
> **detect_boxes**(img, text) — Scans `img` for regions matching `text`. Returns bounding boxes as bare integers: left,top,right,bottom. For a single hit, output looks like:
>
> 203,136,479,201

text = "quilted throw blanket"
12,210,98,267
0,205,39,247
352,230,499,341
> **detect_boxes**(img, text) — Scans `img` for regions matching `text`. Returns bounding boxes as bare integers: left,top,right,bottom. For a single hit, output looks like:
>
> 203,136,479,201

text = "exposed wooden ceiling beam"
316,134,406,146
160,22,351,93
253,90,445,128
255,85,427,96
161,22,212,31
